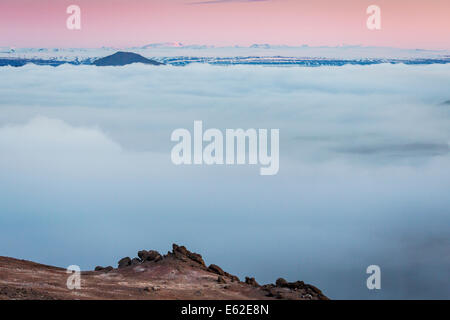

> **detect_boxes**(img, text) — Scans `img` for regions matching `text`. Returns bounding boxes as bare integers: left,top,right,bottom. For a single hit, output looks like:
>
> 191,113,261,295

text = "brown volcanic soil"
0,244,328,300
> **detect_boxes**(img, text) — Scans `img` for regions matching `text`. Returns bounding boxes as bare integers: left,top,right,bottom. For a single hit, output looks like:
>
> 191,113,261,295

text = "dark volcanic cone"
92,51,163,66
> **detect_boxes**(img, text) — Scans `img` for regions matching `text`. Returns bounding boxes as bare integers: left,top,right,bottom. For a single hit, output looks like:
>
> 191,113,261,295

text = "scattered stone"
0,286,56,300
143,286,160,292
95,265,114,272
131,258,141,266
118,257,131,268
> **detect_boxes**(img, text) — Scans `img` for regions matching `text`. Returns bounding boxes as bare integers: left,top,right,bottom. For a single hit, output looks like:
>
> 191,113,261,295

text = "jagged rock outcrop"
245,277,260,287
117,244,242,282
109,244,328,300
117,249,163,269
262,279,329,300
0,245,328,300
208,264,240,282
170,244,206,267
208,264,225,276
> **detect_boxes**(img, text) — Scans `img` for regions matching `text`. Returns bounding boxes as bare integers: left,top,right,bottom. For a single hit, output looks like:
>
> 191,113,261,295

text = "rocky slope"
0,244,328,300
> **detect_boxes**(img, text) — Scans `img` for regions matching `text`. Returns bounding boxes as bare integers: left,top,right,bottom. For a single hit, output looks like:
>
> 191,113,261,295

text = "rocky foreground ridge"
0,244,328,300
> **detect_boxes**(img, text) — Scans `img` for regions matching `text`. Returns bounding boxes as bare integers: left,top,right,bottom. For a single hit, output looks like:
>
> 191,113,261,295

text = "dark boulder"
138,250,162,262
137,250,147,260
276,278,288,288
208,264,225,276
118,257,131,268
245,277,260,287
95,265,114,272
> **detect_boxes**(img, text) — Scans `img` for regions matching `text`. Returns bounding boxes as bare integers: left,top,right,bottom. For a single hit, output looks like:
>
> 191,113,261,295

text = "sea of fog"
0,63,449,299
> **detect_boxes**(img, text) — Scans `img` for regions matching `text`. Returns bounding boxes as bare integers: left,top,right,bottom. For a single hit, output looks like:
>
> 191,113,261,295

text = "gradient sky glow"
0,0,449,49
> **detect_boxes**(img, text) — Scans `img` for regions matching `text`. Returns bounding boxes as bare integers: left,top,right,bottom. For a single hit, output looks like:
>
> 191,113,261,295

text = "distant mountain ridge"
1,47,450,68
2,46,450,65
141,42,184,49
93,51,163,66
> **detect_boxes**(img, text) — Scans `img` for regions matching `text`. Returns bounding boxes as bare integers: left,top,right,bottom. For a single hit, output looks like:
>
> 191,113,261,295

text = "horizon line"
2,44,450,52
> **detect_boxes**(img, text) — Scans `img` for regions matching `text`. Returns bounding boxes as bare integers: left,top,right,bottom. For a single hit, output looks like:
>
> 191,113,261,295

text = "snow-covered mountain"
141,42,184,49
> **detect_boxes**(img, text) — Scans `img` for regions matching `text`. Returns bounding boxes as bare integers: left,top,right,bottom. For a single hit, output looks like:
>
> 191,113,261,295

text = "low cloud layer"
0,63,449,299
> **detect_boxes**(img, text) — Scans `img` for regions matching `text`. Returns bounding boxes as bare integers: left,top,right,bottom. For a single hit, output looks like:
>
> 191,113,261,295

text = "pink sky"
0,0,449,49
